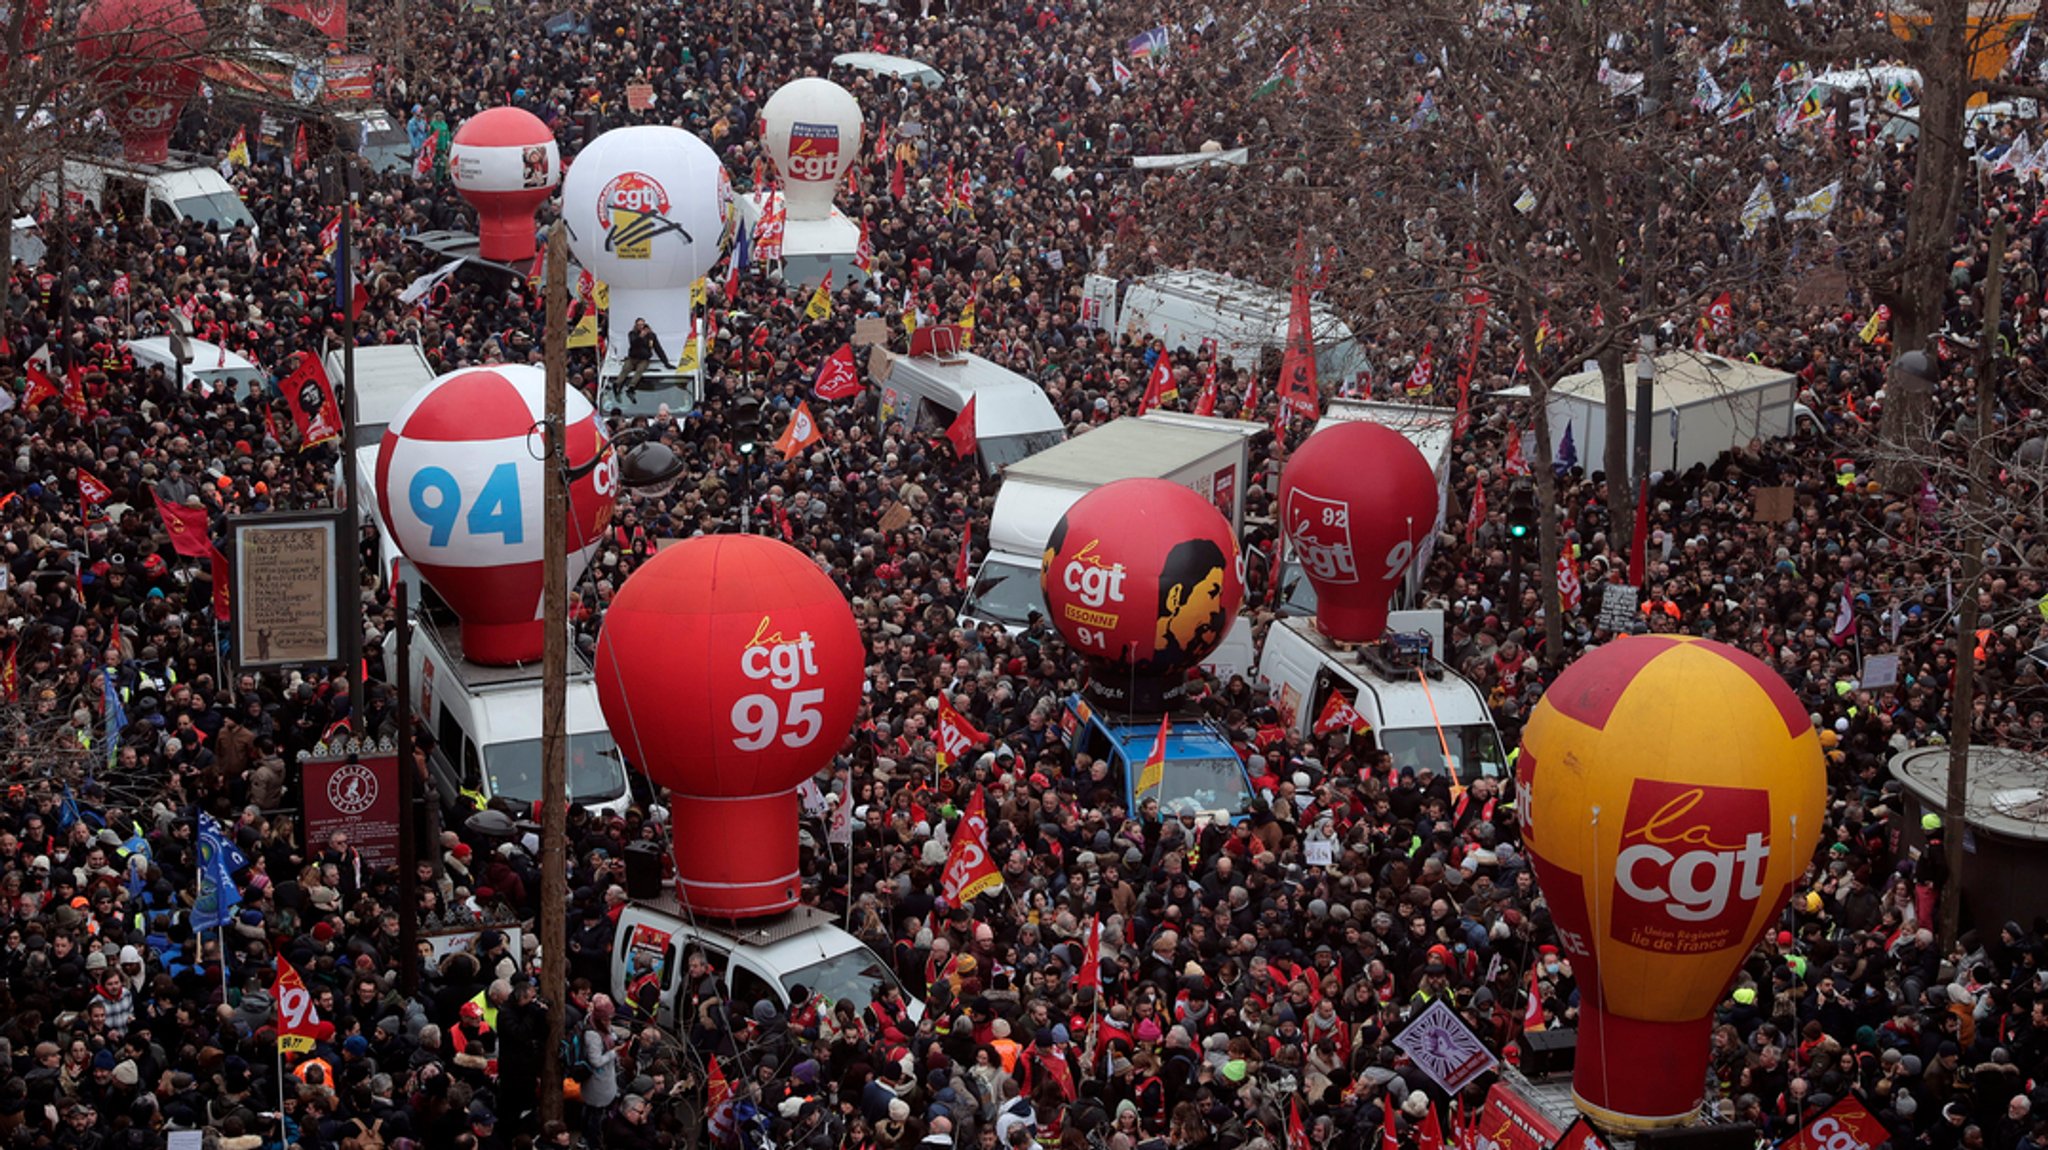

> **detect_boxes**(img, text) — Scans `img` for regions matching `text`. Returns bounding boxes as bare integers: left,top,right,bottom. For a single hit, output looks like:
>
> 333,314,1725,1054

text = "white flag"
398,258,466,306
1784,180,1841,222
1740,179,1777,239
828,787,854,846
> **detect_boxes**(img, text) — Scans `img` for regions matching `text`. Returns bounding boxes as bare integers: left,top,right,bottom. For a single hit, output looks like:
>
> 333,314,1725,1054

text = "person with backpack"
579,994,622,1144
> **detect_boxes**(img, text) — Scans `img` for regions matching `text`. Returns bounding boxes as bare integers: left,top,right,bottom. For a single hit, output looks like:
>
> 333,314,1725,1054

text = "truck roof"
1551,353,1793,414
415,613,593,691
332,344,438,445
1313,399,1455,466
885,352,1063,437
635,898,870,965
1131,269,1357,342
1003,417,1241,488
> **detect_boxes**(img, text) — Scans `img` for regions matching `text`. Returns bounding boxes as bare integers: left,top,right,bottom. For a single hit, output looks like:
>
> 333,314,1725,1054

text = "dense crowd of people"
0,0,2045,1146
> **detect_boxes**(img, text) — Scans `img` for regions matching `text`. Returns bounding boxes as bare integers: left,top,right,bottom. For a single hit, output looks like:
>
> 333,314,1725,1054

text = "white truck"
1277,399,1455,617
960,414,1257,635
40,153,257,231
876,347,1066,476
1098,268,1373,386
1257,608,1508,787
1545,353,1823,477
614,902,922,1030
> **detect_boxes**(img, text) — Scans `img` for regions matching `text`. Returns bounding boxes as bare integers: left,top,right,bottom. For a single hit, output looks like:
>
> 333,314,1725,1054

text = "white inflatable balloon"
562,126,735,369
761,78,862,221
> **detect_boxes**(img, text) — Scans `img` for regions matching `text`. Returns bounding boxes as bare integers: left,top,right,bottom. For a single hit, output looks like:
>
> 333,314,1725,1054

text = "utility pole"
395,583,419,995
538,220,570,1124
1940,214,2003,949
338,165,365,728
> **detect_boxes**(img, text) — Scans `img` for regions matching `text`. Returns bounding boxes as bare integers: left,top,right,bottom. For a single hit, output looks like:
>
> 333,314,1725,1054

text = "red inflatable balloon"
449,107,561,263
1039,478,1243,714
77,0,206,165
1278,422,1437,643
594,535,863,918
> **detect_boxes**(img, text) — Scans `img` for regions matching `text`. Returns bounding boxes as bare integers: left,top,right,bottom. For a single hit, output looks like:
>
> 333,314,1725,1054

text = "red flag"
1289,1100,1313,1150
1706,290,1734,332
273,957,322,1053
1404,342,1436,397
812,343,863,400
955,523,972,588
1465,482,1487,546
22,364,58,409
1383,1091,1402,1150
1194,358,1219,416
412,132,438,180
111,273,130,299
1558,545,1582,612
945,395,978,460
209,545,232,620
1524,963,1547,1031
891,154,907,200
267,0,344,41
1776,1099,1890,1150
774,400,824,460
0,642,16,703
60,364,87,418
1502,424,1530,476
1313,692,1371,737
1454,309,1485,439
1628,479,1649,585
934,696,987,768
1277,242,1320,427
77,467,113,523
940,788,1003,906
854,218,875,276
319,213,343,257
1076,915,1103,990
1419,1102,1445,1150
706,1058,738,1144
278,352,343,448
292,123,309,173
1139,356,1176,414
1135,714,1170,797
153,489,214,558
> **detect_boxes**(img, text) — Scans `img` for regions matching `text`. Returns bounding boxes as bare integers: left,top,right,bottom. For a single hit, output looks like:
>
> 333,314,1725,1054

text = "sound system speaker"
623,840,664,900
1638,1123,1759,1150
1520,1027,1577,1077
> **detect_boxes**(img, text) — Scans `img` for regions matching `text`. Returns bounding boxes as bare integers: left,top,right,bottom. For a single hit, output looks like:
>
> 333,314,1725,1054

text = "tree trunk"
1530,372,1565,668
1599,347,1634,559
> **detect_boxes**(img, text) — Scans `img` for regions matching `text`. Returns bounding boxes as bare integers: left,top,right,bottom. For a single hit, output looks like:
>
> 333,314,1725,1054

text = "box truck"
875,346,1066,475
1113,268,1372,386
1545,353,1822,477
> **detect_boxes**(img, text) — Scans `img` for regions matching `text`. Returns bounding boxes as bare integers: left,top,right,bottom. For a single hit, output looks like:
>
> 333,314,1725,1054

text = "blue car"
1059,695,1255,822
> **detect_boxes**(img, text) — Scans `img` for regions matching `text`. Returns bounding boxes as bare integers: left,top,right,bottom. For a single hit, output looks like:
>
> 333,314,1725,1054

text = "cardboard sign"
1393,999,1498,1094
854,316,890,347
626,84,655,111
1754,485,1795,522
424,924,524,961
1861,652,1900,690
1597,583,1640,634
868,344,895,384
300,752,403,873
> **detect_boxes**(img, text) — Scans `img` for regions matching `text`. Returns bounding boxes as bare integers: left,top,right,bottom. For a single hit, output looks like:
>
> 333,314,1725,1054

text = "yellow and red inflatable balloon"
1518,636,1825,1133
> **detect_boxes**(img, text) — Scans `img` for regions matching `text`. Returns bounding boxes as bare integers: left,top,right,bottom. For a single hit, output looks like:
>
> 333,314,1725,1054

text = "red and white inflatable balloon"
449,107,561,263
374,365,614,665
1278,421,1438,643
594,536,863,919
1039,478,1243,714
77,0,206,165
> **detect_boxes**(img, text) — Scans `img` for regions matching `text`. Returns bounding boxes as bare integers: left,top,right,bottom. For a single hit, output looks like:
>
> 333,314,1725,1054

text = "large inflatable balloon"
1518,636,1826,1133
561,126,734,378
449,107,561,263
760,78,862,221
375,365,614,665
594,536,863,918
1040,478,1243,714
1278,421,1437,643
77,0,206,165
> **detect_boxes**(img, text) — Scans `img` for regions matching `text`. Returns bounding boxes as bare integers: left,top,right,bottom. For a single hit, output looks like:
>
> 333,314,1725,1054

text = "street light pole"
538,220,570,1125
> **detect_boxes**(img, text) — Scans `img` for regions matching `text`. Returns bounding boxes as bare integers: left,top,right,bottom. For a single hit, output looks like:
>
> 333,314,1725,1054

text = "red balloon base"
671,789,801,919
475,215,539,264
454,617,543,667
1567,1005,1709,1132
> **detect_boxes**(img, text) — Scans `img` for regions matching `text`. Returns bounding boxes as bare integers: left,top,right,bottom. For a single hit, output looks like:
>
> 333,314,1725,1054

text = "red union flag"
1609,779,1772,952
786,122,842,181
940,788,1003,906
77,468,113,508
273,957,322,1053
813,343,863,401
1778,1100,1889,1150
934,696,986,768
1313,691,1371,736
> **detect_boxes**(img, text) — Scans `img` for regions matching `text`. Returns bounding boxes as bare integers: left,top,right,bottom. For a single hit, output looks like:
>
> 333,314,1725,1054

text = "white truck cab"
613,901,923,1029
1257,610,1509,788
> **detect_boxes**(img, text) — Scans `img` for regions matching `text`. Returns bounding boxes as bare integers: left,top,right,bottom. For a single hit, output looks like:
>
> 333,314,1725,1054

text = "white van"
613,902,923,1028
47,154,256,231
876,347,1065,475
326,343,438,447
1111,269,1373,387
1256,609,1509,788
385,610,632,818
126,337,264,398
